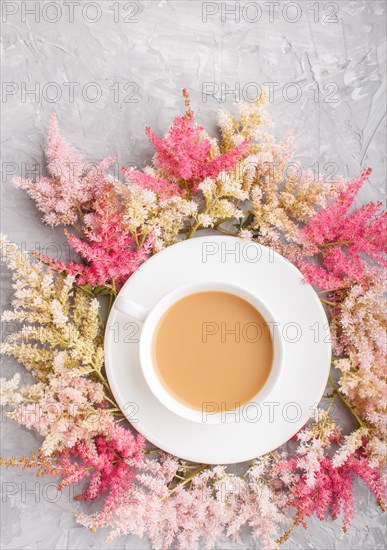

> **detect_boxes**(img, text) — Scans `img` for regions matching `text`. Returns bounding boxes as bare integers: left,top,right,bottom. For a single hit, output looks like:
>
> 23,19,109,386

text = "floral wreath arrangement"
1,90,386,549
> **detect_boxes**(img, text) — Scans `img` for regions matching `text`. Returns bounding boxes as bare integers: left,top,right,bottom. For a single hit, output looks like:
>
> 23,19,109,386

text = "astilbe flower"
331,278,387,446
13,113,114,226
277,452,385,533
1,419,145,515
218,90,272,151
0,235,103,381
330,277,387,371
0,235,145,513
119,181,198,252
0,354,108,455
39,181,153,290
123,89,250,198
77,454,288,550
328,277,387,456
250,151,350,253
298,168,387,289
273,413,386,535
54,422,144,515
217,99,349,253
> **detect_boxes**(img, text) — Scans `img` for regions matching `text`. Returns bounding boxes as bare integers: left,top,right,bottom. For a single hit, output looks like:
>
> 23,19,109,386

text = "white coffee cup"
114,280,284,424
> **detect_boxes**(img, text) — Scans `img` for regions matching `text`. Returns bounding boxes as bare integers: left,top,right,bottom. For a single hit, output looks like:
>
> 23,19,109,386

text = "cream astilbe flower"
0,373,22,404
119,181,198,251
332,428,369,468
218,100,349,253
217,171,249,201
191,174,245,232
218,91,271,152
0,235,103,382
250,155,348,253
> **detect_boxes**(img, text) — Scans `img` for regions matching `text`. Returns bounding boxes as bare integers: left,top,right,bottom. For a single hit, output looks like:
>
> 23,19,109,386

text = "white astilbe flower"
0,373,22,404
332,428,369,468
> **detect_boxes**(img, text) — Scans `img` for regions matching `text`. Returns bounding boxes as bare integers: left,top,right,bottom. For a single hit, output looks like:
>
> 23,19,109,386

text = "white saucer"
104,236,331,464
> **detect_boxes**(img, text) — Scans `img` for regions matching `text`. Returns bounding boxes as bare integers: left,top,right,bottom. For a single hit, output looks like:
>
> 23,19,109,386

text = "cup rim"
139,280,284,424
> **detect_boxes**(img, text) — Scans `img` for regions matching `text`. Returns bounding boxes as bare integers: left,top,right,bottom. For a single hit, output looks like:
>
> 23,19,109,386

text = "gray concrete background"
1,1,386,548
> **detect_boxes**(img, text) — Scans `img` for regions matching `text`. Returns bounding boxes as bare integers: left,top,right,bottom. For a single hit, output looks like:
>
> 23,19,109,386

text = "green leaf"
234,213,255,231
242,213,254,229
252,226,261,240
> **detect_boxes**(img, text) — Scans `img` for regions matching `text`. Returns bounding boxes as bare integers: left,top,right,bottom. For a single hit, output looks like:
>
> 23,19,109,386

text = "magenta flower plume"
24,425,145,515
279,453,384,531
124,89,250,197
122,167,182,200
13,113,115,226
298,168,387,288
275,435,386,533
41,183,152,289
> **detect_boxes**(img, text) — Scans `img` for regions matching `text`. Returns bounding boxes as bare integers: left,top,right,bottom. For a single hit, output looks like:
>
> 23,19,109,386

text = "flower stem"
328,375,365,427
216,227,239,237
277,518,300,545
104,395,118,408
72,224,85,237
325,392,336,416
187,200,212,239
167,464,209,496
75,203,85,223
92,367,113,394
318,240,352,248
242,459,255,479
144,448,161,455
320,298,340,307
213,217,233,228
186,218,204,239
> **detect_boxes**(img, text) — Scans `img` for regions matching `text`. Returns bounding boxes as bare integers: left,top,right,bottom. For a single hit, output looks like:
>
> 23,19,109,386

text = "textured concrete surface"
1,1,386,548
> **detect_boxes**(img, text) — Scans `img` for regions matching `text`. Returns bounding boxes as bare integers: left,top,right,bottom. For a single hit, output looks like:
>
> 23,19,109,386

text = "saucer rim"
104,235,331,464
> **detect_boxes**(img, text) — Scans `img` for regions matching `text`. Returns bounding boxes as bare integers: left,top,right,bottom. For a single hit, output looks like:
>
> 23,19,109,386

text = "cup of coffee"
114,281,283,424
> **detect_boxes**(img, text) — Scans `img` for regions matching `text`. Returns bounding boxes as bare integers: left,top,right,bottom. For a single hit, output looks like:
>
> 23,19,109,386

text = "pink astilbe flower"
57,423,145,515
77,455,288,550
40,182,152,289
1,352,110,455
298,168,387,289
13,113,114,226
274,420,386,533
124,89,250,197
2,425,145,518
330,279,387,441
276,453,385,532
331,279,387,370
122,168,183,200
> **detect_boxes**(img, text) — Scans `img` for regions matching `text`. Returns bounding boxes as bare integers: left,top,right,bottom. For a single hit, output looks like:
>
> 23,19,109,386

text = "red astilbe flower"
274,446,385,533
41,182,153,289
13,113,114,226
122,168,183,200
298,168,387,289
4,424,145,521
58,423,145,520
123,89,250,197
